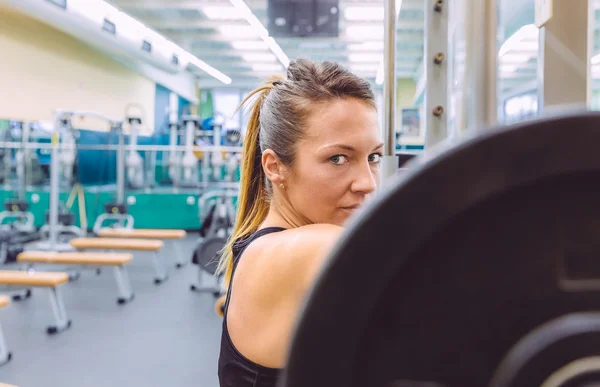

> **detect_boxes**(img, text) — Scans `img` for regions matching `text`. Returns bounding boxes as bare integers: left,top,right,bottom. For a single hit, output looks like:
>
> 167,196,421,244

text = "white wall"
0,6,156,133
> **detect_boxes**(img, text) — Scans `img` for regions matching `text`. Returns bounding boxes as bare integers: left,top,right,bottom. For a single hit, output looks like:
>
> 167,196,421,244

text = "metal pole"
381,0,397,181
18,122,30,200
49,113,61,250
424,0,449,147
464,0,497,130
116,124,125,204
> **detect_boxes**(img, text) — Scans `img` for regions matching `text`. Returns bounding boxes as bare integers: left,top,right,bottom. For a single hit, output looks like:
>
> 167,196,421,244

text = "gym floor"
1,235,222,387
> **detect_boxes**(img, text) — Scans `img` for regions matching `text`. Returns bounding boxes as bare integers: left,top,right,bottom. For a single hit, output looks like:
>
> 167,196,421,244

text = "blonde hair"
217,59,376,286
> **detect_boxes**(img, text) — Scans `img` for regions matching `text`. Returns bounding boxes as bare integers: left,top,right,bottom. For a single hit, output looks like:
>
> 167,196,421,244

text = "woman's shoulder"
241,224,344,292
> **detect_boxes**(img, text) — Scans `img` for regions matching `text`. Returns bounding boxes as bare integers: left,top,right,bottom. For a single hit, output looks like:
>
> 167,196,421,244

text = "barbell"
282,112,600,387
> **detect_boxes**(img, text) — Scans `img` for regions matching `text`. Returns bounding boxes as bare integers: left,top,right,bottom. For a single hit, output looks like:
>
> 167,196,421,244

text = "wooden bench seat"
18,251,132,266
98,229,187,268
98,228,186,240
0,271,68,287
0,296,8,309
0,270,71,335
70,238,168,285
17,252,135,305
70,238,163,251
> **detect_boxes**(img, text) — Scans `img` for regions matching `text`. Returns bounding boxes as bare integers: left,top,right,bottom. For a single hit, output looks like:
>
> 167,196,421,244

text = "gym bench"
97,228,187,268
0,270,71,334
0,296,11,366
17,251,135,305
69,238,167,284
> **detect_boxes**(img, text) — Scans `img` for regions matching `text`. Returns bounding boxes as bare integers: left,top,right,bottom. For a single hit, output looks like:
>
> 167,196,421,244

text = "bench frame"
7,285,71,335
0,314,11,366
22,262,135,305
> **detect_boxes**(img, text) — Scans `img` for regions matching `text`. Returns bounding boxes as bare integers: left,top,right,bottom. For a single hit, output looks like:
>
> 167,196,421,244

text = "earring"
279,183,285,190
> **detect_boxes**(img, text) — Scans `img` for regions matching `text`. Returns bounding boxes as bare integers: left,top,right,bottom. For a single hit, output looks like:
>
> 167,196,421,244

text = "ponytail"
217,77,283,287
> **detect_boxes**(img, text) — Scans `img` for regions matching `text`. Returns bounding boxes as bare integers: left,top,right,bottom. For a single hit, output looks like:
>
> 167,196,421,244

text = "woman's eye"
330,155,349,165
369,153,383,163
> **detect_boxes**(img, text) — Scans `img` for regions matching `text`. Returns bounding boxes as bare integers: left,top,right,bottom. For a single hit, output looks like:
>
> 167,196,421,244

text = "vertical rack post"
424,0,449,148
381,0,397,180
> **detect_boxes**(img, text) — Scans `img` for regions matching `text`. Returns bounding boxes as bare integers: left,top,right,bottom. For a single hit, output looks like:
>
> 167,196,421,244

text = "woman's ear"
262,149,286,186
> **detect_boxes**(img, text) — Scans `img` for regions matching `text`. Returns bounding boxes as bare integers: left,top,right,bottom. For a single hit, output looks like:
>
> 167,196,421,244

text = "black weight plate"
282,112,600,387
196,236,227,275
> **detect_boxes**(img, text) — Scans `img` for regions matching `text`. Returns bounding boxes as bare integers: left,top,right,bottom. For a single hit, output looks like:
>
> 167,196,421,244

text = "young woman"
218,59,382,387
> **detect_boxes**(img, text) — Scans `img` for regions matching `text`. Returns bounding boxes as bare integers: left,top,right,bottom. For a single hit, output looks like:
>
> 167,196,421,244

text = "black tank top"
218,227,287,387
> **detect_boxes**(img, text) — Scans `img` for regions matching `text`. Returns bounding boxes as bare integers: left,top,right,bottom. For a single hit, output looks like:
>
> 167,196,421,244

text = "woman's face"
285,98,382,226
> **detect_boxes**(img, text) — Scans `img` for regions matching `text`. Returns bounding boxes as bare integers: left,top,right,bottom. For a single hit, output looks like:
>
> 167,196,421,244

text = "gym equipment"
97,228,187,268
0,295,11,367
0,200,34,233
17,251,134,305
283,112,600,387
125,116,144,189
181,115,200,186
69,238,167,285
190,190,235,295
29,110,120,251
0,270,71,334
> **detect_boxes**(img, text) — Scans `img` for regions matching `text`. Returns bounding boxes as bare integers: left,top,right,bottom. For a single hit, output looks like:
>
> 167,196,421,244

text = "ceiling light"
346,25,383,40
344,6,383,21
251,63,284,72
499,24,538,57
70,0,230,84
231,41,269,50
187,55,232,84
348,53,382,62
347,42,385,51
592,54,600,65
227,0,290,68
499,64,518,73
219,25,260,38
202,6,243,20
241,53,277,62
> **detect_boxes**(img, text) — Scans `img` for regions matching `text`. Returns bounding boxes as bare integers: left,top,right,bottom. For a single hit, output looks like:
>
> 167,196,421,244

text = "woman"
218,59,382,387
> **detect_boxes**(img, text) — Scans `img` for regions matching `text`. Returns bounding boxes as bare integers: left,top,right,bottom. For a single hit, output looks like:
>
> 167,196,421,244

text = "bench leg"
46,287,71,335
0,320,12,366
152,252,168,285
173,240,185,269
113,266,135,305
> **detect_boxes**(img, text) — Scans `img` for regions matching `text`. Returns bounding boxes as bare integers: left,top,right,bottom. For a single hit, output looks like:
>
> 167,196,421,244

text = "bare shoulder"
239,224,344,296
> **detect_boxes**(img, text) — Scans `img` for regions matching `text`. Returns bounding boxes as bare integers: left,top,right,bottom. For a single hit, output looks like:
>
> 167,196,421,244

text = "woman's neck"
261,199,310,229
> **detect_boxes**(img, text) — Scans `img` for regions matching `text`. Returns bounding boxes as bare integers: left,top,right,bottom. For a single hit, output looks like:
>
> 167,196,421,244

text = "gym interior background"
0,0,595,386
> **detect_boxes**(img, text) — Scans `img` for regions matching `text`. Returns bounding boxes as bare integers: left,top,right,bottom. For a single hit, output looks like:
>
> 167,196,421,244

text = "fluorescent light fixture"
346,25,383,40
228,0,290,68
251,63,284,72
241,53,277,62
375,0,404,85
219,25,260,38
344,6,383,21
499,64,518,73
347,42,385,51
202,6,243,20
499,24,538,57
348,53,382,63
187,55,232,84
232,41,269,50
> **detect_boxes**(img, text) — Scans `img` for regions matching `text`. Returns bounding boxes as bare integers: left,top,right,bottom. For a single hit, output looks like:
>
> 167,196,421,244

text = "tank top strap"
224,227,287,317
